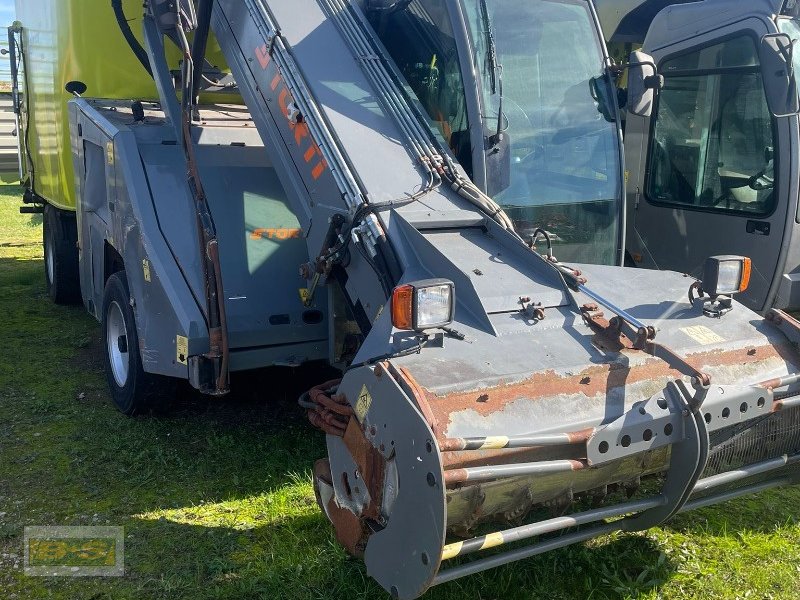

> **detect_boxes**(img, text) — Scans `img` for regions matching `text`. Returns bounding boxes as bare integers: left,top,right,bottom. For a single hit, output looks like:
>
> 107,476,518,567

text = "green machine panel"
15,0,232,211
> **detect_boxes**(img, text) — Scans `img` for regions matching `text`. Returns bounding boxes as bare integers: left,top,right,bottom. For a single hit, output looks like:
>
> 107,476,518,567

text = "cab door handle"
746,220,770,236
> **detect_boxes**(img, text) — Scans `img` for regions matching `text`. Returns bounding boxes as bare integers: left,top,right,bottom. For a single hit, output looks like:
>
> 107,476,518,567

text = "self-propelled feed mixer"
12,0,800,597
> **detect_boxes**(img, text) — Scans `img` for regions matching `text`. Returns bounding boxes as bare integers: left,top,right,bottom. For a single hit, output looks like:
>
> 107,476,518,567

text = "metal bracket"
588,383,774,466
699,385,774,432
766,309,800,346
587,384,685,466
622,384,709,531
265,28,280,55
581,302,711,387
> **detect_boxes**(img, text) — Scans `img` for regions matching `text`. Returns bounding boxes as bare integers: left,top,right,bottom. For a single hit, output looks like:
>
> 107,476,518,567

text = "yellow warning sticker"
441,541,463,561
176,335,189,366
479,532,504,551
355,384,372,422
680,325,725,345
142,259,151,283
479,436,510,450
106,141,114,165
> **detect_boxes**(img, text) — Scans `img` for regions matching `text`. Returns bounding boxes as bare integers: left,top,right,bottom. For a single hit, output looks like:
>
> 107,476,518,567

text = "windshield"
463,0,622,265
778,17,800,75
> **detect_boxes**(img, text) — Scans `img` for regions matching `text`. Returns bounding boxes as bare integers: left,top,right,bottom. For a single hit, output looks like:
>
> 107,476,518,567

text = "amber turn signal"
391,284,415,331
739,257,751,293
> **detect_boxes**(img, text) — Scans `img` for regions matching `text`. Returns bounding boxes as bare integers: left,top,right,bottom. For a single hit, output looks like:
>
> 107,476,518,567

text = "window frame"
644,31,780,219
365,0,472,160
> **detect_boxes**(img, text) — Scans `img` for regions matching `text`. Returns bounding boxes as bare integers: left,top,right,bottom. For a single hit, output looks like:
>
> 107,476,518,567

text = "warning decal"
176,336,189,366
355,384,372,422
680,325,725,345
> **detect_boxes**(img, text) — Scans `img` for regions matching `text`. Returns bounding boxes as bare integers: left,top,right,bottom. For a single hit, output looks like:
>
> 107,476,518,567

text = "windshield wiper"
479,0,504,147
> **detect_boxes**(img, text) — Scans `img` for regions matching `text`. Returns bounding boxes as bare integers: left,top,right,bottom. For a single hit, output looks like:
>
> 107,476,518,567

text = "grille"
704,406,800,477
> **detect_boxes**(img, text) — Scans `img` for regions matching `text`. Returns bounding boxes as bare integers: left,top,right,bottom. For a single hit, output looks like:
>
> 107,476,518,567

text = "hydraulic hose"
111,0,153,78
323,0,516,233
176,19,230,394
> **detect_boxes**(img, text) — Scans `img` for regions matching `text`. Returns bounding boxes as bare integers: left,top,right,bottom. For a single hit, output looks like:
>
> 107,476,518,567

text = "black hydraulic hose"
324,0,517,233
191,0,214,101
111,0,153,78
531,228,553,259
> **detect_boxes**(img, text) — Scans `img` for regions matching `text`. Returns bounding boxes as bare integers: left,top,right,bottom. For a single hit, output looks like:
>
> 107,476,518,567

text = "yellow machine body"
14,0,232,210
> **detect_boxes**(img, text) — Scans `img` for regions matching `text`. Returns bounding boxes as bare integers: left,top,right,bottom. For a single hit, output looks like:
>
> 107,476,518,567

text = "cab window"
647,36,776,215
366,0,472,174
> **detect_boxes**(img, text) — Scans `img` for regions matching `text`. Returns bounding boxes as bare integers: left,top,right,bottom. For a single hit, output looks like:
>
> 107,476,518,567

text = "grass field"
1,183,800,599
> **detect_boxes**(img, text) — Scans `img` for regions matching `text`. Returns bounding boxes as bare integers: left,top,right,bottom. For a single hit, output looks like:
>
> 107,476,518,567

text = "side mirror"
626,51,661,118
64,81,87,97
759,33,800,118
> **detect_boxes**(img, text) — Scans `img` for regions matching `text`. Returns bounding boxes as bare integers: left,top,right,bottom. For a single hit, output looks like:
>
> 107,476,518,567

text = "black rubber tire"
43,203,81,304
101,271,175,416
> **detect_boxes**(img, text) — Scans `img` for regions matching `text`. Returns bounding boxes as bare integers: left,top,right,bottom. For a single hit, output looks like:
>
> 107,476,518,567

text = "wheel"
43,203,81,304
102,271,175,415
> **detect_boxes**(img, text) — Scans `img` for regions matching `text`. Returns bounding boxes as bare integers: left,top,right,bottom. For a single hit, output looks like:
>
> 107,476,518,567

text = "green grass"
1,183,799,599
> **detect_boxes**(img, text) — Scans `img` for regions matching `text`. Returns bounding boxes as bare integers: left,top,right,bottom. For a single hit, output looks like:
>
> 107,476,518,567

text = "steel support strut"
433,461,800,587
444,459,586,486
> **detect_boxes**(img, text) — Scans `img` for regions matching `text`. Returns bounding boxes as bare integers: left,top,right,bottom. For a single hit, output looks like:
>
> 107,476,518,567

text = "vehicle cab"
622,0,800,312
360,0,626,265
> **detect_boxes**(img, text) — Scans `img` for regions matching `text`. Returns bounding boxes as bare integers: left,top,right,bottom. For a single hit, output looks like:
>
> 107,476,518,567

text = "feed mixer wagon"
10,0,800,596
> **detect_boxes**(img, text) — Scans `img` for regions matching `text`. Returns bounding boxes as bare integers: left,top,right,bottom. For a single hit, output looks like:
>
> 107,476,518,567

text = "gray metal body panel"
68,99,328,378
211,0,572,336
596,0,782,45
622,1,800,313
202,3,800,596
393,263,796,423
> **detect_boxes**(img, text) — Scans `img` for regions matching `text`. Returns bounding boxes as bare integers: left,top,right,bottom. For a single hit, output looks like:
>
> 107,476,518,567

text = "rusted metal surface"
766,309,800,345
762,373,800,392
774,396,800,411
394,341,798,489
581,303,711,386
206,240,230,394
580,303,636,350
311,302,800,570
416,343,794,430
342,418,386,522
312,458,369,556
393,364,441,435
645,341,710,387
